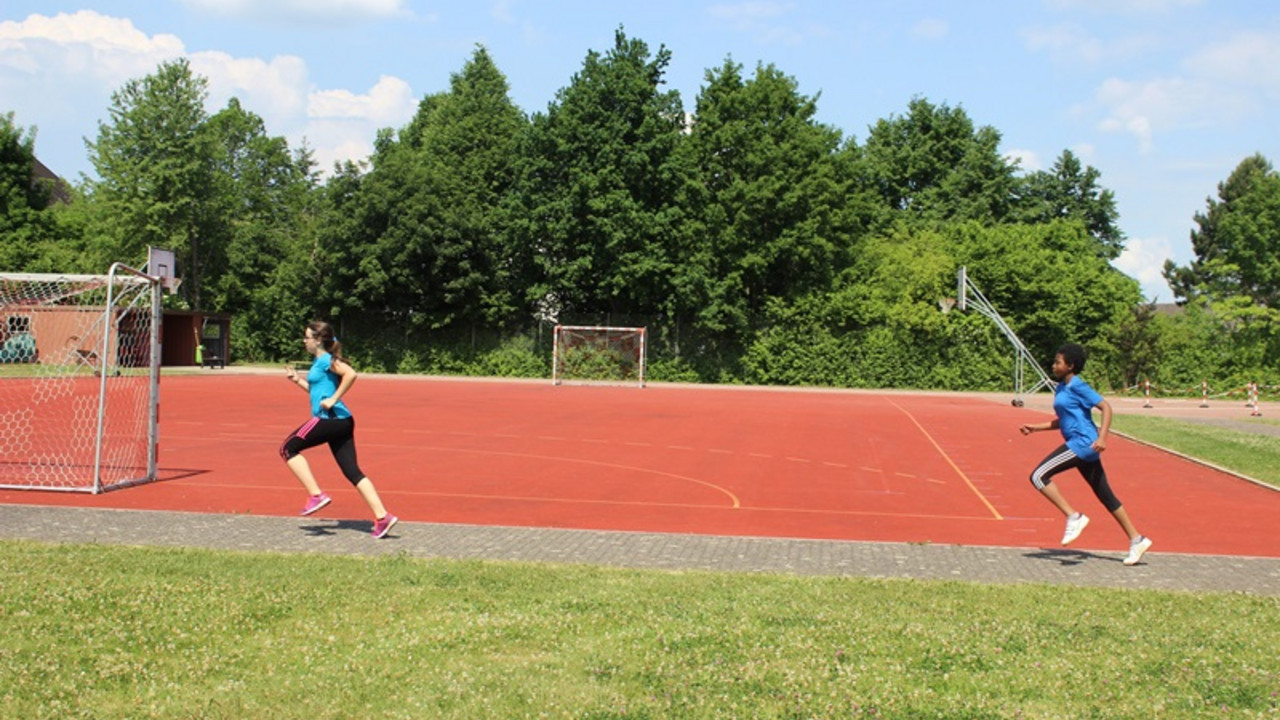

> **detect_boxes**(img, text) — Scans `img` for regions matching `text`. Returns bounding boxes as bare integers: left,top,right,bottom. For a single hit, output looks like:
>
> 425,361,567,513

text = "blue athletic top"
1052,375,1103,461
307,352,352,420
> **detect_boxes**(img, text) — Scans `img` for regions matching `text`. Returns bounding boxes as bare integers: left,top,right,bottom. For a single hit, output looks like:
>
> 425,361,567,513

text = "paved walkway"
3,504,1278,597
5,385,1277,597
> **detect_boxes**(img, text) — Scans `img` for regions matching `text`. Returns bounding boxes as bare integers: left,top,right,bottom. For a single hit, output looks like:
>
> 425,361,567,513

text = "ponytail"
306,320,344,363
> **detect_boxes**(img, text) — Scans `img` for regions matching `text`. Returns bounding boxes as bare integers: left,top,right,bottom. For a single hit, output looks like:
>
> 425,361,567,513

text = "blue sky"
3,1,1278,302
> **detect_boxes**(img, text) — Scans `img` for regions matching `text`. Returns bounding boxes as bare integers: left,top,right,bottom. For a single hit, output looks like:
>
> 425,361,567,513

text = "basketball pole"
954,266,1055,406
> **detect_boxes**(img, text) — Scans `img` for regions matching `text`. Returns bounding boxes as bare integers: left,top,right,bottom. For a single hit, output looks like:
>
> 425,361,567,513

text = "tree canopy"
5,30,1275,392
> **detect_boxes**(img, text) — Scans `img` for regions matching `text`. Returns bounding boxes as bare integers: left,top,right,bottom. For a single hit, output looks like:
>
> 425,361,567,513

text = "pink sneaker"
372,513,399,539
300,493,331,516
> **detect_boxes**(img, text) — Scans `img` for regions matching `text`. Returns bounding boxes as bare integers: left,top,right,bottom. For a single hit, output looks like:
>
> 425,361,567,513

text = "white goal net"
0,265,161,492
552,325,647,387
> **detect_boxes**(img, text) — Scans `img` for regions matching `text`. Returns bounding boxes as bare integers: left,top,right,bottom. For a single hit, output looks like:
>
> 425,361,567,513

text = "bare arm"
1092,399,1112,452
1019,418,1059,436
284,364,309,392
319,358,358,410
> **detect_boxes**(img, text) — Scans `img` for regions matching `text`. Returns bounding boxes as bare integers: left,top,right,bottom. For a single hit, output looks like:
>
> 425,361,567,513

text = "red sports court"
2,373,1276,559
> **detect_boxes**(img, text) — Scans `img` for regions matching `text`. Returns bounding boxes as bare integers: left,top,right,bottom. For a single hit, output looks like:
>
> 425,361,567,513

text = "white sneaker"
1061,513,1090,546
1124,536,1153,566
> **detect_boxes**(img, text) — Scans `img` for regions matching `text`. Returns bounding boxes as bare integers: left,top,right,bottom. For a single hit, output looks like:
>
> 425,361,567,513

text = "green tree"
1163,153,1280,308
506,28,688,322
202,98,319,360
0,113,84,273
679,59,867,360
321,46,526,350
0,113,54,270
861,97,1017,224
951,220,1141,372
1014,149,1124,260
83,59,215,306
405,46,526,327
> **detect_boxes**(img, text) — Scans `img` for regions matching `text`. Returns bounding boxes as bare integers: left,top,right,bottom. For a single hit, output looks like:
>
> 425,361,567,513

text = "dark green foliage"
4,33,1276,392
0,113,81,272
1014,149,1124,260
1165,153,1280,308
506,29,687,323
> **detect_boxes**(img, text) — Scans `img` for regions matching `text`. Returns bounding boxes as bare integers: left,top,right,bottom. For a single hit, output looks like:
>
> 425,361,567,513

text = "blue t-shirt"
1052,375,1103,461
307,353,352,420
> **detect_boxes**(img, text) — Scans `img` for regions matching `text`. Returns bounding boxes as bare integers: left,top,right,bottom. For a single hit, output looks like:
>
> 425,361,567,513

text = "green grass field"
1111,414,1280,488
1,400,1278,718
1,542,1277,719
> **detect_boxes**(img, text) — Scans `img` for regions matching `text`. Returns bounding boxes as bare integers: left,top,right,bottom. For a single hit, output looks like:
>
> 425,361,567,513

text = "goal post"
552,325,647,387
0,263,162,493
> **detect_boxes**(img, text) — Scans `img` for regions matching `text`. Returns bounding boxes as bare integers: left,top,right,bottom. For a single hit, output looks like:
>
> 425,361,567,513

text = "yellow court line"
367,444,741,509
191,481,994,521
887,399,1003,520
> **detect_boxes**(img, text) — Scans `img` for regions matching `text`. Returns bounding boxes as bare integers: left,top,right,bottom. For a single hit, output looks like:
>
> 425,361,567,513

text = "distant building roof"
31,157,72,205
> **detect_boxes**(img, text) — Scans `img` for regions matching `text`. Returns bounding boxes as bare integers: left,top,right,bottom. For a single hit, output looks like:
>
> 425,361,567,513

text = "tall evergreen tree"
0,113,55,270
321,46,527,337
202,98,319,359
83,59,215,307
861,97,1017,224
414,46,527,327
1015,149,1124,259
680,59,861,349
506,28,688,322
1163,153,1280,308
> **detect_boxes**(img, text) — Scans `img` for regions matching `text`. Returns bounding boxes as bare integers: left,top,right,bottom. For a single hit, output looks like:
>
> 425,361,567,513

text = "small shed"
162,311,232,368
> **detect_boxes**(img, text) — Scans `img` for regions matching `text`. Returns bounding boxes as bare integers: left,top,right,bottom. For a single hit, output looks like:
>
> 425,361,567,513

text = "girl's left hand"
320,397,335,411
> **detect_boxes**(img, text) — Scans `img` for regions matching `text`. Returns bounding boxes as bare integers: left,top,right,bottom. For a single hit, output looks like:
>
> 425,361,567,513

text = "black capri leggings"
1029,443,1122,512
280,416,366,485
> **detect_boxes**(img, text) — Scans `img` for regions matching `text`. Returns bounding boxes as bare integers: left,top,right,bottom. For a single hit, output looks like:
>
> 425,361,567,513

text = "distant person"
281,321,398,539
1019,343,1152,566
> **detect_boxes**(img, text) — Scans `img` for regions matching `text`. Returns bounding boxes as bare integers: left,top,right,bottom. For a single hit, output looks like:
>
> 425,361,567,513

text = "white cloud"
190,51,311,123
491,0,516,24
1184,30,1280,98
0,10,185,85
1021,23,1162,68
0,10,417,178
1044,0,1203,11
1113,235,1175,302
308,75,416,124
1093,30,1268,152
1020,24,1104,65
179,0,409,23
707,2,818,45
1004,148,1041,172
708,2,793,23
911,18,949,41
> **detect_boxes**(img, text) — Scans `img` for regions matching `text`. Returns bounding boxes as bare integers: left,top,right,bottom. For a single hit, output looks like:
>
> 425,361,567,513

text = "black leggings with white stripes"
1029,443,1122,512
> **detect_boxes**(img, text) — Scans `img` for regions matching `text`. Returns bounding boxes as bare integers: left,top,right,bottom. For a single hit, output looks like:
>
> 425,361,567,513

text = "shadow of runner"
300,518,400,539
1024,548,1119,566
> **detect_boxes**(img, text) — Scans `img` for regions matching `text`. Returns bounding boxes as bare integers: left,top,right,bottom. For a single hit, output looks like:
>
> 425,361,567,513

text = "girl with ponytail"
281,321,398,538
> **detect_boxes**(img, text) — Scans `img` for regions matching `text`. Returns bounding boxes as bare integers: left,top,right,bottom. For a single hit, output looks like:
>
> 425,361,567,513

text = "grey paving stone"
2,504,1277,596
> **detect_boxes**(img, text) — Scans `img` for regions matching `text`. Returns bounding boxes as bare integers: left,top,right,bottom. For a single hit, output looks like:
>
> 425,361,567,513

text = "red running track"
2,374,1277,558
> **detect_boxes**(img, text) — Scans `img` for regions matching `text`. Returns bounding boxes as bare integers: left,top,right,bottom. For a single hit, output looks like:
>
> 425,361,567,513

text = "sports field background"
2,370,1276,558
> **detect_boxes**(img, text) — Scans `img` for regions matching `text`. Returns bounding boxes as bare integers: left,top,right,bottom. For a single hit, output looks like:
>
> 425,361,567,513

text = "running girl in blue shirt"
281,321,398,539
1019,343,1152,565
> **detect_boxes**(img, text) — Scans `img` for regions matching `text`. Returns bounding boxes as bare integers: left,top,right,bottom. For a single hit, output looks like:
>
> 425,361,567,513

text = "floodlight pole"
956,266,1056,406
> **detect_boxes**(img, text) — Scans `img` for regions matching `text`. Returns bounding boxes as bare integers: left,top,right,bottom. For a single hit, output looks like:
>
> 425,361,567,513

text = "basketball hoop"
939,297,957,314
147,247,181,293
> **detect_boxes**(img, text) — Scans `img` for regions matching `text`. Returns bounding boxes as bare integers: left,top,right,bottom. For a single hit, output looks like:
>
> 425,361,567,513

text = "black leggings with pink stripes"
280,416,365,485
